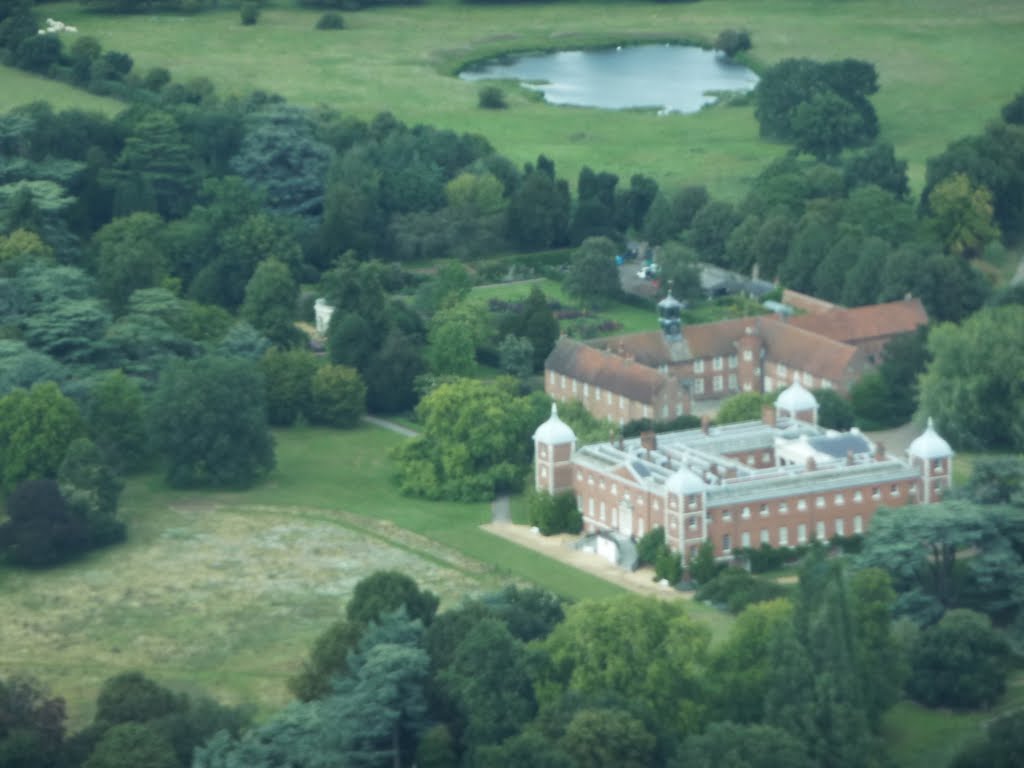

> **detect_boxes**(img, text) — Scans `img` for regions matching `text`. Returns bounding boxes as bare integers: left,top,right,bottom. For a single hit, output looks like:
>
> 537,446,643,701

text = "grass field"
25,0,1024,199
0,425,633,726
884,678,1024,768
0,65,124,114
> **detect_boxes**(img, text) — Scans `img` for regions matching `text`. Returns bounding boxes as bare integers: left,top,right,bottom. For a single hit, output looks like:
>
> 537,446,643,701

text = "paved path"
362,415,419,437
491,494,511,524
1012,253,1024,285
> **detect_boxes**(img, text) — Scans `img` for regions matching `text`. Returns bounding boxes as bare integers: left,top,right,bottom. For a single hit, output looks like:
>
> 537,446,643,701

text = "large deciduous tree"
916,305,1024,451
0,381,85,491
563,236,621,309
394,377,535,501
91,213,168,311
309,364,366,428
150,356,275,488
240,258,301,348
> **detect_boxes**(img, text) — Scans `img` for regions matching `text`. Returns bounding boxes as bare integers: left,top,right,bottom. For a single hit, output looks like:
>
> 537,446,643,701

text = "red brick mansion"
544,291,928,424
533,383,953,564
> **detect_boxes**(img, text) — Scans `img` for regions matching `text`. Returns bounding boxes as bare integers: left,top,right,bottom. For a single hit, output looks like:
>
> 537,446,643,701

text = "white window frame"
694,359,705,374
713,356,724,371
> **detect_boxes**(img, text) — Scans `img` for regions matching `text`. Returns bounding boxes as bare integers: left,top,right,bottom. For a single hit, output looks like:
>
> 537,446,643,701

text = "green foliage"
917,305,1024,451
715,392,767,425
715,28,752,58
288,618,364,702
260,347,322,427
441,618,536,748
689,539,718,585
675,721,814,768
91,213,168,311
150,356,275,488
241,258,301,348
240,2,260,25
951,710,1024,768
907,609,1009,709
57,438,125,548
347,570,439,628
559,707,656,768
478,85,507,110
0,478,89,567
498,333,534,378
654,546,683,584
688,200,740,265
315,13,345,30
94,672,184,726
696,568,788,614
0,381,85,491
563,236,621,309
83,723,178,768
960,456,1024,505
528,489,582,535
927,173,1001,258
536,596,710,737
395,377,535,501
309,364,367,428
0,675,68,768
426,301,489,376
506,158,570,251
813,388,854,430
636,526,666,567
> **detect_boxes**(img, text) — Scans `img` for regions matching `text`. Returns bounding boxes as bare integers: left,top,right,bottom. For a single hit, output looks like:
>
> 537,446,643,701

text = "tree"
961,456,1024,505
690,540,717,584
309,364,366,428
858,502,1024,624
289,618,365,702
426,302,488,376
715,392,766,425
917,306,1024,451
108,112,198,220
91,213,168,311
0,478,89,567
230,105,334,218
536,597,710,736
791,91,867,160
498,334,534,378
657,241,703,304
58,438,124,548
83,723,178,768
907,609,1009,709
0,676,68,768
688,200,740,265
843,142,910,198
528,490,582,535
715,28,752,58
475,731,572,768
674,721,813,768
21,298,111,365
813,388,854,430
149,356,275,488
363,330,425,414
559,708,656,768
952,710,1024,768
347,570,440,628
441,618,536,749
94,672,183,726
499,286,559,371
394,378,535,501
506,160,570,250
927,173,1001,258
240,259,301,348
0,382,85,491
707,599,794,724
563,236,621,309
261,347,322,427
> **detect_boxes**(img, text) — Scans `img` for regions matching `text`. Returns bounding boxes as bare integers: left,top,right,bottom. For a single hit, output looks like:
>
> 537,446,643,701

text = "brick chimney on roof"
806,457,817,471
762,404,776,427
640,431,657,453
874,441,886,462
701,414,711,435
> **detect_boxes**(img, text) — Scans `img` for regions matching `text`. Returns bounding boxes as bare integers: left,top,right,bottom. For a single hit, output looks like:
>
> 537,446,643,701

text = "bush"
0,479,90,568
528,489,582,535
696,568,788,614
478,85,507,110
907,609,1010,709
655,547,683,584
240,3,260,25
715,29,752,58
316,12,345,29
637,527,666,566
310,365,367,428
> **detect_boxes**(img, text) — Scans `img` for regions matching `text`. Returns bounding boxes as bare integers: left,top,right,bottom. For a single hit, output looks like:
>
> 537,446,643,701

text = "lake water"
459,44,759,114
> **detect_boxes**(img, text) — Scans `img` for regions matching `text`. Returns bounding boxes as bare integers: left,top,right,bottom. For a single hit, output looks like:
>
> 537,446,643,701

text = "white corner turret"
665,465,705,496
533,403,577,446
775,381,819,425
908,417,954,503
908,417,953,461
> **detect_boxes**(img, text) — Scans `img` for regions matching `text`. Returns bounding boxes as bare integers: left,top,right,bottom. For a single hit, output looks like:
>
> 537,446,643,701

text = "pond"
459,44,758,114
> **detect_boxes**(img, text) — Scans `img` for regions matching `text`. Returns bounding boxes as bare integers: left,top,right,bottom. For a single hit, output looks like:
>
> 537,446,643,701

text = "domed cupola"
908,417,953,460
665,465,705,497
533,403,577,446
775,381,819,424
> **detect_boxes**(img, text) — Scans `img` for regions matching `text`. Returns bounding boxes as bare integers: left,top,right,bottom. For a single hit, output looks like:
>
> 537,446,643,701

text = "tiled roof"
757,317,865,385
782,289,838,314
545,337,675,404
788,298,928,343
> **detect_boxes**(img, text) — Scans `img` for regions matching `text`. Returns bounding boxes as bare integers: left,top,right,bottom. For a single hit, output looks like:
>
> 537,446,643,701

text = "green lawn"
0,65,124,114
29,0,1024,198
884,676,1024,768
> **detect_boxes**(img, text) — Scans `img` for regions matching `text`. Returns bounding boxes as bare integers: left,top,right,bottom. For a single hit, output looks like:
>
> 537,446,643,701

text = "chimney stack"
640,430,657,452
806,457,817,471
846,449,855,466
874,441,886,462
701,414,711,435
761,403,776,428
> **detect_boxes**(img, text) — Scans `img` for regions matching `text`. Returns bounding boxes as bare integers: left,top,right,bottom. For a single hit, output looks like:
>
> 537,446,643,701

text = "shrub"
907,609,1010,709
715,29,752,58
528,489,582,535
637,527,666,566
478,85,507,110
240,2,260,25
316,12,345,30
310,365,366,428
655,547,683,584
696,568,788,614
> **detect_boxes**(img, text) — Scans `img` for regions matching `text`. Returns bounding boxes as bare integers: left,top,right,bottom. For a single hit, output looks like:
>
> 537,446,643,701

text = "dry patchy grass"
0,499,495,728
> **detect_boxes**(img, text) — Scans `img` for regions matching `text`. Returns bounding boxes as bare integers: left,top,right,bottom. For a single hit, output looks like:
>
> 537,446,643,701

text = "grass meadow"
0,66,124,114
20,0,1024,198
0,425,632,726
